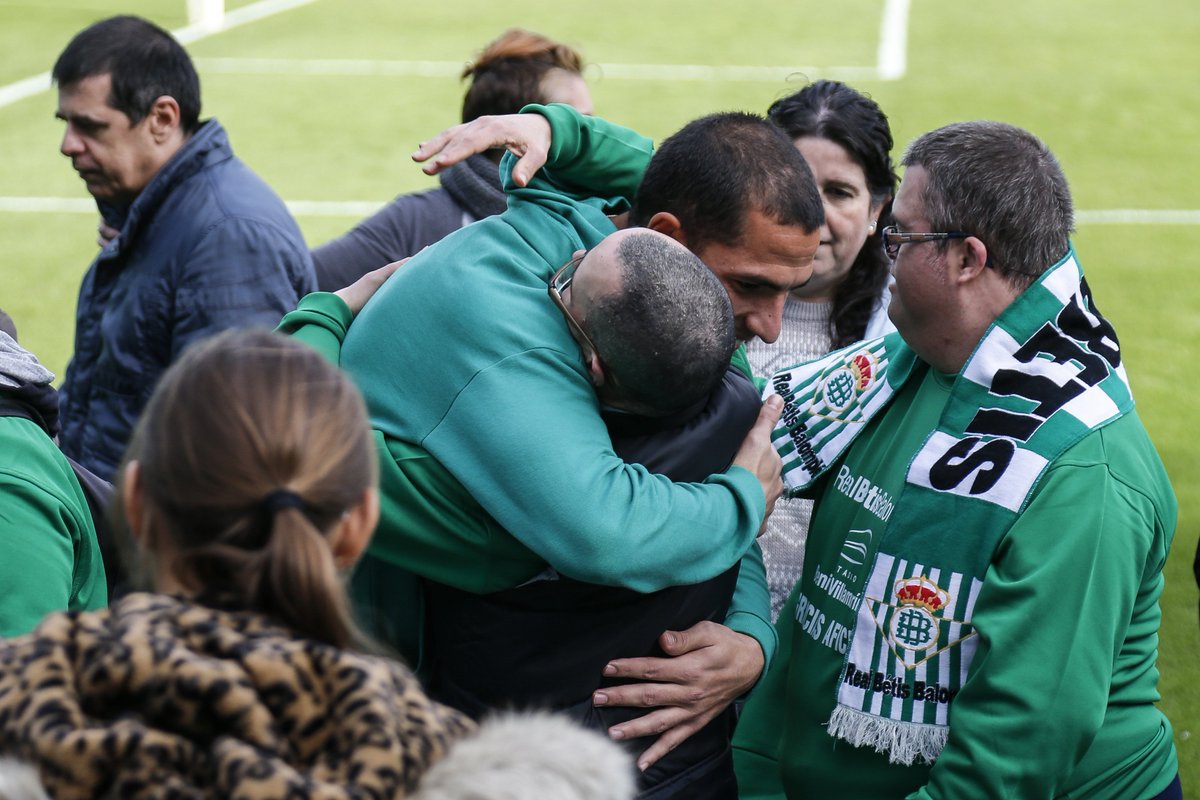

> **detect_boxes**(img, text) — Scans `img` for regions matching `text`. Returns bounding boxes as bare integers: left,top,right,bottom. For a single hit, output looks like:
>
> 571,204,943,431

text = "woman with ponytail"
0,329,474,799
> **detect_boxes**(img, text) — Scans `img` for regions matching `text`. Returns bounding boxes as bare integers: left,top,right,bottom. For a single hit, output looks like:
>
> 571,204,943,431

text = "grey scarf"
439,154,506,221
0,332,54,390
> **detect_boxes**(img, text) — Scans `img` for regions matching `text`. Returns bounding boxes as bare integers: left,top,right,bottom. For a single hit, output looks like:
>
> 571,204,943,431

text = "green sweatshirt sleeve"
0,476,72,636
421,343,765,591
724,541,777,670
732,580,797,800
276,291,353,364
516,102,654,204
718,347,775,668
909,443,1177,800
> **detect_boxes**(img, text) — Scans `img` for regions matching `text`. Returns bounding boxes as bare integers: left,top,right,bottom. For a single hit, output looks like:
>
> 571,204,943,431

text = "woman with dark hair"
745,80,898,618
0,330,474,799
312,28,593,291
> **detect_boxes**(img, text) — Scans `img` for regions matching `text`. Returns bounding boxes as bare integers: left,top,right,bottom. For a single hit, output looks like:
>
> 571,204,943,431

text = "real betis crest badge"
889,576,948,652
819,350,879,412
856,557,983,671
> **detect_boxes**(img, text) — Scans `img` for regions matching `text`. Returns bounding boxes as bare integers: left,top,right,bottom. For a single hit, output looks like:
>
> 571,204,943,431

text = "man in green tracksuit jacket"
0,327,106,636
280,103,824,775
733,121,1179,799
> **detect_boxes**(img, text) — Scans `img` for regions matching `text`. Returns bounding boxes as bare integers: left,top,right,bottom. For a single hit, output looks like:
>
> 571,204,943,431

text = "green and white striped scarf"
766,248,1132,764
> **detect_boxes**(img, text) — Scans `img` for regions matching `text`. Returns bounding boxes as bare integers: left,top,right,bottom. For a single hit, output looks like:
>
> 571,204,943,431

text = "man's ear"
646,212,686,245
145,95,182,144
954,236,992,284
330,487,380,570
584,348,606,389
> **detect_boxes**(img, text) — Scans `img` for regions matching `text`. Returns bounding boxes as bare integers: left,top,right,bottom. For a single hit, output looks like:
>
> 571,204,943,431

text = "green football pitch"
2,0,1197,788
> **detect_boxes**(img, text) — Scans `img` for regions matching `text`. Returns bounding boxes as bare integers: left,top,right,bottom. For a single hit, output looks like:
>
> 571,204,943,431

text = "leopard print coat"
0,593,474,799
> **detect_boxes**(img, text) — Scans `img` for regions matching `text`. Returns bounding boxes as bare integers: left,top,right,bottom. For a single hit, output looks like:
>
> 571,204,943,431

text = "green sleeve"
275,291,353,364
732,581,797,800
722,348,776,668
909,452,1176,800
423,349,766,592
724,541,777,671
0,472,90,636
513,103,654,205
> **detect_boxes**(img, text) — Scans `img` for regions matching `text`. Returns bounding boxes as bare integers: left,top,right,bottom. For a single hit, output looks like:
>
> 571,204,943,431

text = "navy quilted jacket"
58,119,315,479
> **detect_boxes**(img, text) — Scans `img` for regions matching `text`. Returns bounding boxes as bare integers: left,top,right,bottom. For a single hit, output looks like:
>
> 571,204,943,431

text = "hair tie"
262,488,306,515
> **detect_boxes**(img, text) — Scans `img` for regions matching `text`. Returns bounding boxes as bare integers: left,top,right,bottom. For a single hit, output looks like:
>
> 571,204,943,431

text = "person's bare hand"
97,220,119,248
334,258,407,316
413,114,552,187
592,621,765,771
732,395,784,532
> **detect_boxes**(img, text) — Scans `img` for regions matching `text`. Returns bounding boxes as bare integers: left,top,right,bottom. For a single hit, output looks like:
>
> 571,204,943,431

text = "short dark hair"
769,81,897,346
902,121,1073,290
630,112,824,251
52,15,201,134
460,28,584,123
588,232,736,417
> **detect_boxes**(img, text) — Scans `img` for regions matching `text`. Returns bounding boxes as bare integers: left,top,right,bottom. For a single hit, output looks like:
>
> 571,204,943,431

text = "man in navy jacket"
52,15,314,479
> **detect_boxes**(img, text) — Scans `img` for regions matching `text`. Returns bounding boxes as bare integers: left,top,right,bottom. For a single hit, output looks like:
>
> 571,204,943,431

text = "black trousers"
1152,774,1182,800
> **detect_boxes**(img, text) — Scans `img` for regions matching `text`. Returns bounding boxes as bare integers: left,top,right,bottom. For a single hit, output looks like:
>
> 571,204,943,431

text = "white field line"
1,196,1197,224
1075,209,1200,225
0,196,382,217
172,0,318,44
0,0,318,110
189,57,882,83
877,0,911,80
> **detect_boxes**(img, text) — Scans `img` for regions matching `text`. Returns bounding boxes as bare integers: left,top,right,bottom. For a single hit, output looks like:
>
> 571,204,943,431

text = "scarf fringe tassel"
827,705,947,766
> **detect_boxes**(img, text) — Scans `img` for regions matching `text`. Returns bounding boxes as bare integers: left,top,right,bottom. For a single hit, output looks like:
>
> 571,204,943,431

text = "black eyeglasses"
548,253,599,356
880,226,971,261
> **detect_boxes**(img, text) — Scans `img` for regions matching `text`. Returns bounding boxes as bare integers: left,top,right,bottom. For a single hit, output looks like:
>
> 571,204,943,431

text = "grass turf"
1,0,1197,787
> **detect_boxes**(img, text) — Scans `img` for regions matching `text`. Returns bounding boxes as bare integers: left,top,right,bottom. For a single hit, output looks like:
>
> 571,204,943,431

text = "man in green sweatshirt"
733,121,1179,799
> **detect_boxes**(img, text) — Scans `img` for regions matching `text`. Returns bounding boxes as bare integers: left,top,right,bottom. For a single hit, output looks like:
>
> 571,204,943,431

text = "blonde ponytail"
257,505,359,649
120,330,376,649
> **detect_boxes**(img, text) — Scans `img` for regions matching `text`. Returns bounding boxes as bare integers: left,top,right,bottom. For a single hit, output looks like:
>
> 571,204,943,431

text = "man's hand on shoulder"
413,113,552,187
592,621,765,771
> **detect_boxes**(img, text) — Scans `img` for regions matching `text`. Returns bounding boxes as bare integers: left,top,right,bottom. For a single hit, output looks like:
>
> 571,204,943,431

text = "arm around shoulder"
520,103,655,201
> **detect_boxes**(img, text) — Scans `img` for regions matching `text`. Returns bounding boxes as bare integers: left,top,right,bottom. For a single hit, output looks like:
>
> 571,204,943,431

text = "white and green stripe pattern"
828,552,984,764
767,335,907,495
